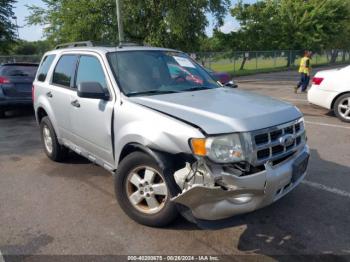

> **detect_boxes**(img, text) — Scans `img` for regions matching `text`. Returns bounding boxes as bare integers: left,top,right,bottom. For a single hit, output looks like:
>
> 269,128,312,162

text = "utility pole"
116,0,124,43
12,16,19,39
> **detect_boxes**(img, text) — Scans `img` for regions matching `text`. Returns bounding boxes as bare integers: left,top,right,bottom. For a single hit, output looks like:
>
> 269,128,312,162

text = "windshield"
107,51,219,96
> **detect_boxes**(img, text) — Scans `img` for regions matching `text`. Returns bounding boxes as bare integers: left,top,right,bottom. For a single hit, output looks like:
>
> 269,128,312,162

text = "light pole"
116,0,124,43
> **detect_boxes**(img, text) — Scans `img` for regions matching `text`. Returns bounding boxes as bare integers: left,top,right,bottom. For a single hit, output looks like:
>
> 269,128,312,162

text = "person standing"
294,51,311,93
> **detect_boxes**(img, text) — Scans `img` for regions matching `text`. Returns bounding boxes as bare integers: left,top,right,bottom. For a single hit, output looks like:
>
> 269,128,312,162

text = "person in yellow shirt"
294,51,312,93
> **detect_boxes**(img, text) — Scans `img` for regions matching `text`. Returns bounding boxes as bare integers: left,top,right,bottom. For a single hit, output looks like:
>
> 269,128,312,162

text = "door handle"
46,91,53,98
71,99,80,108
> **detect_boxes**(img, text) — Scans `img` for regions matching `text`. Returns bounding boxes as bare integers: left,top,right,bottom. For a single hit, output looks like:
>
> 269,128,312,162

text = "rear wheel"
115,152,179,227
40,116,68,161
334,94,350,123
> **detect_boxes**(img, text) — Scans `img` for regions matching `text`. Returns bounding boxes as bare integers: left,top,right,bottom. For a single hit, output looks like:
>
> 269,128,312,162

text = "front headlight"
190,133,247,163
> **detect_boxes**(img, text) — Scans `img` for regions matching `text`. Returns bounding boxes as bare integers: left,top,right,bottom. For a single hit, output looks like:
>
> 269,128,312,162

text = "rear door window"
75,55,108,90
52,55,78,88
37,55,56,82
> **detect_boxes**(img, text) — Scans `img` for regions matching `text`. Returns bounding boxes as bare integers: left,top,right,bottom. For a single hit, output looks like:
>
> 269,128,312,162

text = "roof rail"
118,41,144,48
55,41,94,49
54,40,144,50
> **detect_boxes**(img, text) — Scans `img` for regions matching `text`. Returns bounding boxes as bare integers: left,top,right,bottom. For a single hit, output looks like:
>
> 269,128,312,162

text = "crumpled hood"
128,88,302,134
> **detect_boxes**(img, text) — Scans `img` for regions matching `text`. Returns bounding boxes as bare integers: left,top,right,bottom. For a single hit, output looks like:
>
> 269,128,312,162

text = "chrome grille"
250,119,306,166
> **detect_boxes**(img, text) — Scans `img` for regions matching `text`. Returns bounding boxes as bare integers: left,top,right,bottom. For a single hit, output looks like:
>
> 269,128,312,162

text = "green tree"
9,40,52,55
26,0,230,52
27,0,118,45
229,0,350,68
0,0,17,54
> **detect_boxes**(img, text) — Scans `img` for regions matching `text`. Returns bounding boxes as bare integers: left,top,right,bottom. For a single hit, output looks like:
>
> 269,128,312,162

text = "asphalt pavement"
0,66,349,261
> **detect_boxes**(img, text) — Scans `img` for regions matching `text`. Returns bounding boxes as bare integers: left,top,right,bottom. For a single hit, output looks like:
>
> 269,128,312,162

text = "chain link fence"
0,55,42,64
194,50,350,75
1,50,350,76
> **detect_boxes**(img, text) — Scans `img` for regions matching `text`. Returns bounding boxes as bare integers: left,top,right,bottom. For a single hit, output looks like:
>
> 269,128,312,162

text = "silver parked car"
33,42,309,227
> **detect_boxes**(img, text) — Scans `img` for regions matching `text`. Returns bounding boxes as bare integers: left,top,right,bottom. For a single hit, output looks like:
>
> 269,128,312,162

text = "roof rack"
55,41,95,49
55,41,144,50
118,41,143,48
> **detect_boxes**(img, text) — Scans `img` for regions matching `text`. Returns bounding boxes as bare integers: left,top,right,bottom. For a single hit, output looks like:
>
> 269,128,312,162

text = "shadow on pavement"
168,149,350,257
1,106,34,118
63,151,92,165
43,146,349,257
1,111,349,257
0,233,54,255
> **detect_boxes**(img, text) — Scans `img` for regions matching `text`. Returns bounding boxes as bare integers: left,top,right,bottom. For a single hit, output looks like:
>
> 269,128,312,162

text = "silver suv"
33,42,309,227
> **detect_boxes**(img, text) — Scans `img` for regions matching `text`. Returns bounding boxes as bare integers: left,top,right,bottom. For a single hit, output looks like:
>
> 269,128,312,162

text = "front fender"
113,100,204,168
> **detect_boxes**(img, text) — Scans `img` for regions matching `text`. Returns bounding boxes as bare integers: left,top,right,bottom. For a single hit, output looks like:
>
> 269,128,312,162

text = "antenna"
116,0,124,43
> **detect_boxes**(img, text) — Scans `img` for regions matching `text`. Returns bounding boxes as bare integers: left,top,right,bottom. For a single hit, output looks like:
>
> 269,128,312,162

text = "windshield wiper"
127,90,180,97
182,86,213,92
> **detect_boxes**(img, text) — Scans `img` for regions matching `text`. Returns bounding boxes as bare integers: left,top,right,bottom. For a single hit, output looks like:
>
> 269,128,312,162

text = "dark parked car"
206,68,238,88
0,63,38,117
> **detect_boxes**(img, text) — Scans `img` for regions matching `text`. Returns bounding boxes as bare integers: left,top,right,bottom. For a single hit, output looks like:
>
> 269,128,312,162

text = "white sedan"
308,65,350,122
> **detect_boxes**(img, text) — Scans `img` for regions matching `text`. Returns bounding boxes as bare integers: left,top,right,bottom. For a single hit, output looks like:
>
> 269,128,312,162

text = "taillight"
312,77,324,85
0,76,10,84
32,85,35,102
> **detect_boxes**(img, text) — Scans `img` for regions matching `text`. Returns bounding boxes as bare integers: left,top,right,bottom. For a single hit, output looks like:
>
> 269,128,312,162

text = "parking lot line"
304,121,350,130
280,97,309,102
302,180,350,198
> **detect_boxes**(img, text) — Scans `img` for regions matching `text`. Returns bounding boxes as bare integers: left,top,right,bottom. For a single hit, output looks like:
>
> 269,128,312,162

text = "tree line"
203,0,350,68
0,0,349,56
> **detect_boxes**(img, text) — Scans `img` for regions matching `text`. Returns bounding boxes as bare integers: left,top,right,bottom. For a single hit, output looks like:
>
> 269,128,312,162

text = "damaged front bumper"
172,145,310,221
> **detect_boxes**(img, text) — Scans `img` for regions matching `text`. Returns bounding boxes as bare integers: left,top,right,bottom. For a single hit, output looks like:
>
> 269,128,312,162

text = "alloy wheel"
43,125,53,154
126,166,168,214
338,97,350,120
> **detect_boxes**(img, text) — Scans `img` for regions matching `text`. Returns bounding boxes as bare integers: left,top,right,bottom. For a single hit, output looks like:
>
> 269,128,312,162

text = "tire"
334,93,350,123
115,152,179,227
40,116,68,161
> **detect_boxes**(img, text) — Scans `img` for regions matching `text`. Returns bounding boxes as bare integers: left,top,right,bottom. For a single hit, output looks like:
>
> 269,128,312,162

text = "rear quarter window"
37,55,56,82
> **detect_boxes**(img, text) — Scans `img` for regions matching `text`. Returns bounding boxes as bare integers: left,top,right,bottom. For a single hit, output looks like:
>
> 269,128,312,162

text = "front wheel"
114,152,179,227
334,94,350,123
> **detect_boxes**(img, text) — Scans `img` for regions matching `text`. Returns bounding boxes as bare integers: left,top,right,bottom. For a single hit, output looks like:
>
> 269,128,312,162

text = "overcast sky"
14,0,256,41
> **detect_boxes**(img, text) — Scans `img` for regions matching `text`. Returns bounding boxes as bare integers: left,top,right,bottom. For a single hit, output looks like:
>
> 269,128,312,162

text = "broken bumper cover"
172,145,310,221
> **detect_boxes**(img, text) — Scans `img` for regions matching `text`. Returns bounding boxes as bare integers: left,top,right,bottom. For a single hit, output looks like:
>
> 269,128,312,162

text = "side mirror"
224,80,238,88
77,82,109,100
